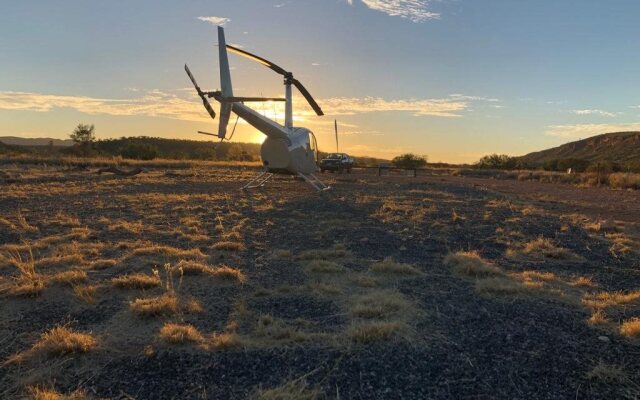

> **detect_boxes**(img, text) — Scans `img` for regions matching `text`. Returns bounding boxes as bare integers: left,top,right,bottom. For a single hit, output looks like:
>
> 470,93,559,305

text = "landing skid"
240,170,331,192
297,172,331,191
240,170,274,190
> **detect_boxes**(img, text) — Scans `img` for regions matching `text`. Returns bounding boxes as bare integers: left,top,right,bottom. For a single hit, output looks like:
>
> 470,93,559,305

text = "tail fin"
217,26,233,138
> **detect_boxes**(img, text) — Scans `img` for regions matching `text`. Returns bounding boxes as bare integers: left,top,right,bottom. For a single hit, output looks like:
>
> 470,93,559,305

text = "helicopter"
185,26,329,191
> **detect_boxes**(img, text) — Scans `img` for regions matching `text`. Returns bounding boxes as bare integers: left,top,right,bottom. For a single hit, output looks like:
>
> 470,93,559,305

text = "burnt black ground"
1,167,640,399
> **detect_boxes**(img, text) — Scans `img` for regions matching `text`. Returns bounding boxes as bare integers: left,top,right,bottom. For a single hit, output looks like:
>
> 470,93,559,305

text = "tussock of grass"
107,220,144,234
588,309,610,326
521,237,578,260
211,265,247,282
620,318,640,338
606,233,636,255
348,321,402,343
127,245,206,259
182,297,204,314
582,290,640,308
213,241,245,251
35,254,85,269
370,257,419,275
255,315,308,342
7,326,97,364
254,379,320,400
475,277,530,295
159,323,204,344
129,294,178,316
174,260,211,275
50,270,87,285
444,251,501,277
112,273,160,289
571,276,595,287
90,259,117,269
297,244,348,260
272,249,292,260
351,290,412,319
521,271,556,282
307,260,344,273
587,362,628,383
27,386,90,400
351,275,377,287
73,284,99,304
210,332,243,349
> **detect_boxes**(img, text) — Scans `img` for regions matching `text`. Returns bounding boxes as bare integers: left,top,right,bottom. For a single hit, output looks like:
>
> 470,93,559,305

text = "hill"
0,136,74,146
520,131,640,165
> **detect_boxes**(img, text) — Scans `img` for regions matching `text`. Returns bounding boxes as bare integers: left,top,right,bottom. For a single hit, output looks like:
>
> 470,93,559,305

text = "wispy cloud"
545,123,640,139
0,90,492,122
346,0,440,22
197,16,230,26
570,109,619,117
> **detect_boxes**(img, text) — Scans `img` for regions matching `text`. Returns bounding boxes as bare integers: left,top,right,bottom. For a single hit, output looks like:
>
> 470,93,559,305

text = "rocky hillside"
520,132,640,165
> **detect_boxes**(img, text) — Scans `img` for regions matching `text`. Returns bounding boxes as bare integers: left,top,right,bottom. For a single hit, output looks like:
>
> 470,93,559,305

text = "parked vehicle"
319,153,354,173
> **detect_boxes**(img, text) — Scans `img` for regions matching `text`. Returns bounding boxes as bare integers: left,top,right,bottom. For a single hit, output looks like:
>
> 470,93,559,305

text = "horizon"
2,1,640,163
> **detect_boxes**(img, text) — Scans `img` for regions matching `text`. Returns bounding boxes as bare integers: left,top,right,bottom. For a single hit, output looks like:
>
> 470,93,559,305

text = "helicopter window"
308,133,315,151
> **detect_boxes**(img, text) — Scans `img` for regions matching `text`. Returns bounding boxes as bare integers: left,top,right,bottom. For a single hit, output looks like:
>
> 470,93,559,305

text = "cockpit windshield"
327,153,343,159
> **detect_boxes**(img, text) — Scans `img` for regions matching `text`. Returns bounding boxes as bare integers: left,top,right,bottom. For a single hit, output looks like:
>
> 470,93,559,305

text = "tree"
70,124,96,156
391,153,428,169
476,154,520,170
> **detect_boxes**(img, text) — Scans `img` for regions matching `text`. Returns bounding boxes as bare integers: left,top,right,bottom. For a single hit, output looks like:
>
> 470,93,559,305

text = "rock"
598,335,610,343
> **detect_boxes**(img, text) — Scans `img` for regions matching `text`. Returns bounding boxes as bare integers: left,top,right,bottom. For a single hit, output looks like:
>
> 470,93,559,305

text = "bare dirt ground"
1,165,640,399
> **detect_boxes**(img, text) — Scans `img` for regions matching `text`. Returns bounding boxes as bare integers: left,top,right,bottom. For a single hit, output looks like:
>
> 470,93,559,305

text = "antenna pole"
335,120,339,152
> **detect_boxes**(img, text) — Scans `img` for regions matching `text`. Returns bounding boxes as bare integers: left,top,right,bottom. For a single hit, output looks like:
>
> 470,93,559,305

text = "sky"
2,0,640,163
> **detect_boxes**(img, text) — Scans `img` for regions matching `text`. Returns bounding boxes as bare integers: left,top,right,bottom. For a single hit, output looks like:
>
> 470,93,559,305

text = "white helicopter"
185,26,330,191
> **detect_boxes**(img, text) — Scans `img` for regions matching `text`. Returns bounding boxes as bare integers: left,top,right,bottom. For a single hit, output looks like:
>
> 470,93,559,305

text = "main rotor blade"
185,64,216,120
226,45,289,76
223,96,286,102
292,78,324,116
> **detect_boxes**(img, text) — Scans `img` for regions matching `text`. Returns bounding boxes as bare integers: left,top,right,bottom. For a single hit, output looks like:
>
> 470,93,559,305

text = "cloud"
545,123,640,139
0,90,482,122
449,94,500,103
0,90,212,123
197,16,230,26
319,97,467,117
570,109,619,117
347,0,440,22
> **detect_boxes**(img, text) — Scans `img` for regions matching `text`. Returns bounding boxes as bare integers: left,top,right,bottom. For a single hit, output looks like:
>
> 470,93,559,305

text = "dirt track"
1,166,639,399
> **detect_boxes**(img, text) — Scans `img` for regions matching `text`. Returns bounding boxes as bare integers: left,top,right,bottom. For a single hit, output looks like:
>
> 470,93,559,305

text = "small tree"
391,153,427,169
70,124,96,156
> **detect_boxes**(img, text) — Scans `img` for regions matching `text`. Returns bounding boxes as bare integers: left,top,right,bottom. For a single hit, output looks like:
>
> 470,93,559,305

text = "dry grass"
347,321,402,343
159,323,204,344
306,260,344,274
127,245,206,259
582,290,640,308
210,332,244,349
605,233,636,256
254,379,320,400
211,265,247,282
255,315,309,342
50,270,88,286
112,273,160,289
90,259,117,269
620,318,640,338
588,309,610,326
73,284,99,304
5,249,45,297
444,251,502,277
212,241,245,251
7,326,97,364
297,245,348,260
521,271,556,282
129,293,178,317
35,254,85,270
571,276,595,287
350,290,412,319
587,362,628,383
370,257,420,275
27,387,90,400
476,277,534,296
509,237,579,260
174,260,212,275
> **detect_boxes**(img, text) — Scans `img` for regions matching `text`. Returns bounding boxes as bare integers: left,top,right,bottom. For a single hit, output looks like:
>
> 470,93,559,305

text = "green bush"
120,142,158,160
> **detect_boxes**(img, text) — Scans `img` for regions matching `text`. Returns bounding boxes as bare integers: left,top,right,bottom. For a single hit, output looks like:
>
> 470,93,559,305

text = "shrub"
391,153,427,169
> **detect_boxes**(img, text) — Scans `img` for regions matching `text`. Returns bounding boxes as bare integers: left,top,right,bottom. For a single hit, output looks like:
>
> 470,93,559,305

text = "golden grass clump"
521,237,577,260
620,318,640,338
370,257,420,275
347,321,402,343
73,284,99,304
350,290,412,319
212,241,245,251
90,259,117,269
7,326,97,364
571,276,595,287
521,271,556,282
307,260,344,274
211,265,247,282
254,379,320,400
112,273,160,289
443,251,502,277
159,323,204,344
210,332,243,349
128,245,206,259
588,309,610,326
129,293,178,316
174,260,212,275
582,290,640,309
27,386,90,400
50,270,88,285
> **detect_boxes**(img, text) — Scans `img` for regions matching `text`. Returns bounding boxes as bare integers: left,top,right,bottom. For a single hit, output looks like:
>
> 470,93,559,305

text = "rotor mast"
284,74,293,129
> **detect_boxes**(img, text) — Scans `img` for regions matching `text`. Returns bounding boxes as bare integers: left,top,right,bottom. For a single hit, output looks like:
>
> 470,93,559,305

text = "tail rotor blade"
185,64,216,120
292,78,324,116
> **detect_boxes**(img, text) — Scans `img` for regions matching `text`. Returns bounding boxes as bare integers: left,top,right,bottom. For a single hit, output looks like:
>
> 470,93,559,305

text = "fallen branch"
96,166,143,176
